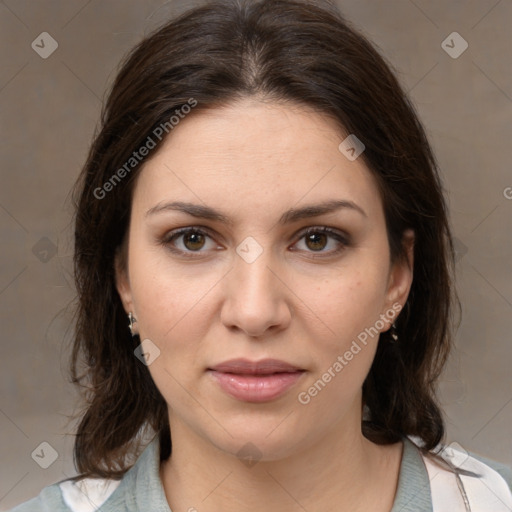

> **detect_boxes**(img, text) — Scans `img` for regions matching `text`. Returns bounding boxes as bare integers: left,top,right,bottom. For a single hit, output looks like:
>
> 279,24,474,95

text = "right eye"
160,227,222,257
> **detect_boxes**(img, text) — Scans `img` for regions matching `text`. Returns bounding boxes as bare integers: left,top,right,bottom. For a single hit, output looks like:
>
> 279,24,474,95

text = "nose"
220,248,292,338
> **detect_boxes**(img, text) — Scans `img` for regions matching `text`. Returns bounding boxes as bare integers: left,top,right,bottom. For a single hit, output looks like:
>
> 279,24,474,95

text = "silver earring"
390,323,398,343
128,312,137,337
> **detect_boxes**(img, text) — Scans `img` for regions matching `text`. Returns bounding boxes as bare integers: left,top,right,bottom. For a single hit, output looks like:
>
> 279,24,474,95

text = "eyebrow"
145,199,367,225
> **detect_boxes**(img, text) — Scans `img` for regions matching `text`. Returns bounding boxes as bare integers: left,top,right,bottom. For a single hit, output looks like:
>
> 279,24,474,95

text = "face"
115,97,413,461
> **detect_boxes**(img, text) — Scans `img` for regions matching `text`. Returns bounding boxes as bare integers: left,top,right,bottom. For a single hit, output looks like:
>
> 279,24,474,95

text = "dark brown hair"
70,0,458,479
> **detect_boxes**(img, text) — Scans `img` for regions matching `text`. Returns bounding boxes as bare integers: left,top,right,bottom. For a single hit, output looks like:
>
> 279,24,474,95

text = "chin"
217,435,300,463
201,415,312,463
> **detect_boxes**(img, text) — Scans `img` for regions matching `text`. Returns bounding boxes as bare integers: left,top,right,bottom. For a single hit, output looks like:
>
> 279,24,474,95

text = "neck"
159,411,403,512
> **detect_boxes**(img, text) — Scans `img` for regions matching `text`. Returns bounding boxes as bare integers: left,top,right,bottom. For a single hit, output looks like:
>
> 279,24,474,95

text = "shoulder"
418,440,512,510
406,436,512,488
7,476,121,512
468,450,512,491
7,436,162,512
7,482,69,512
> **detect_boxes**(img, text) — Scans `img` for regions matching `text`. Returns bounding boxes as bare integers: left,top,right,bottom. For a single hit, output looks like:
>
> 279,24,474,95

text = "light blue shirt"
8,436,512,511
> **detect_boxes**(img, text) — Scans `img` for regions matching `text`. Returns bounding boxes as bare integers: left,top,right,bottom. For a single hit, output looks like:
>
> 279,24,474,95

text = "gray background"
1,0,511,509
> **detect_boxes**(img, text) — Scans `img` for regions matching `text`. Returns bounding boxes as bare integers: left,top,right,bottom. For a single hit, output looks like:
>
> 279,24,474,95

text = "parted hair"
69,0,458,479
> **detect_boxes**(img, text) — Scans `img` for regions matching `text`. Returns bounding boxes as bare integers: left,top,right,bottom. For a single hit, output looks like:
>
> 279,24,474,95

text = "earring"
128,312,138,337
390,323,398,343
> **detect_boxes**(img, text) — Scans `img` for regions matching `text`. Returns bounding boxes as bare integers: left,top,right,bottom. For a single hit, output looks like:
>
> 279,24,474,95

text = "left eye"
163,228,218,253
293,227,348,254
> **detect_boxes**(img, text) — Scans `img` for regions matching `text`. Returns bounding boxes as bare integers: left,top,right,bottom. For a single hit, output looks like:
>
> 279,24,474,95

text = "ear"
114,245,135,316
381,228,414,329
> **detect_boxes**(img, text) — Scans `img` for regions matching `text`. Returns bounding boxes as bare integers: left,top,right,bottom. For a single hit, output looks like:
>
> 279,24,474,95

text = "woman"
10,0,512,511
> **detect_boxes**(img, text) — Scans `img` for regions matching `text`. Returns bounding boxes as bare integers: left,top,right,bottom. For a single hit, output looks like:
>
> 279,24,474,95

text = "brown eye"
161,227,217,256
183,231,206,251
292,227,350,257
305,232,328,251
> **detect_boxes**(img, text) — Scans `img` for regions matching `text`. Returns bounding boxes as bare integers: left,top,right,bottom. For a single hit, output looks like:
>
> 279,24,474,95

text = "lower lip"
209,370,304,402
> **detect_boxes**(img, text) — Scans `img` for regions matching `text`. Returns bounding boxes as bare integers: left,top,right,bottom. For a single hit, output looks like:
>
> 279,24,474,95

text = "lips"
209,358,304,375
207,358,305,402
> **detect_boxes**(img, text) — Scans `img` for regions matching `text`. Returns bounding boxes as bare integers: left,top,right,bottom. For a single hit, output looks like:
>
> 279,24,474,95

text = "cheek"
293,261,389,393
307,264,389,342
130,271,215,408
129,241,221,337
135,277,212,353
294,275,385,416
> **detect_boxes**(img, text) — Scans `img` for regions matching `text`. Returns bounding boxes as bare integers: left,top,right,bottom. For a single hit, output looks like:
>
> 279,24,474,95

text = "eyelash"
159,226,350,259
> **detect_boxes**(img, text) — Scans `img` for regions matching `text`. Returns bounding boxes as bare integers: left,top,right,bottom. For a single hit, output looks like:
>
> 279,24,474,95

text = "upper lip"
208,358,304,375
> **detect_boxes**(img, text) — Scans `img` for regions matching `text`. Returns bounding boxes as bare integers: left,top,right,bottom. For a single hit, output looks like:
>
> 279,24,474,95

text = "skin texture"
115,97,414,512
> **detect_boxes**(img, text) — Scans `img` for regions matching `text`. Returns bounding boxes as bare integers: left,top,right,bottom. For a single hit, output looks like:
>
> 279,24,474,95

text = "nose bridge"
232,239,278,302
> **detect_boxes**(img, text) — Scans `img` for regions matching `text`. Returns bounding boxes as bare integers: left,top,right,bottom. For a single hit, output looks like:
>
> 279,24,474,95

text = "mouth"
207,358,306,402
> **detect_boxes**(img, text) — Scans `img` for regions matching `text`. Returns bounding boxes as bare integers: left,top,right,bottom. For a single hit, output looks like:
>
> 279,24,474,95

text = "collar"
390,436,433,512
101,435,171,511
100,435,432,511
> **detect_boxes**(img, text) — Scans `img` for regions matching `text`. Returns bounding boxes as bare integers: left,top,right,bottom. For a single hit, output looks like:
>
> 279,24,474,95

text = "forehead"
131,99,382,221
